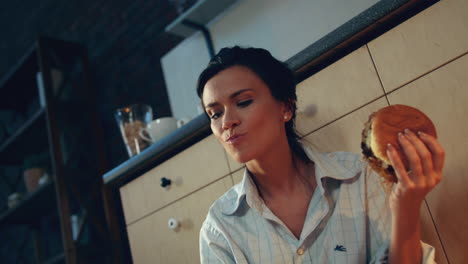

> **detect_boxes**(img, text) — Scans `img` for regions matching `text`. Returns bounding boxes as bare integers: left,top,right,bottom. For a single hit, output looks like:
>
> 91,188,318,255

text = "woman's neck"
246,140,314,200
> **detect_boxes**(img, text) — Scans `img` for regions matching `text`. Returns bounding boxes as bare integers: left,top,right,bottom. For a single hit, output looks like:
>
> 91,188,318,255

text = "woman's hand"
386,128,445,213
386,128,444,264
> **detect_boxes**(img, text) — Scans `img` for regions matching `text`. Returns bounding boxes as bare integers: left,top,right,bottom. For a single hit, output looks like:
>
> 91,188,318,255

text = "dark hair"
197,46,309,163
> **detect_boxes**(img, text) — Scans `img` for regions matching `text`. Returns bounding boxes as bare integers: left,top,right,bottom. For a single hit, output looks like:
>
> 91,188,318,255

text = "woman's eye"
237,99,253,108
210,112,222,120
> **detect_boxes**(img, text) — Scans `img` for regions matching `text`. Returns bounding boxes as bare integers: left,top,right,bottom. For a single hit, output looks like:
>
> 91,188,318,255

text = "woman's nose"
222,110,240,130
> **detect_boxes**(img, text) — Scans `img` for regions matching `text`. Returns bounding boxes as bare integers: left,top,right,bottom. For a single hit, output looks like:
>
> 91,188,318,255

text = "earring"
284,114,289,120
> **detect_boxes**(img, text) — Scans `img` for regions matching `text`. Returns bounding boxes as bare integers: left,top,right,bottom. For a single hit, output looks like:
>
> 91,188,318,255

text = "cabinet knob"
160,177,172,188
168,218,179,230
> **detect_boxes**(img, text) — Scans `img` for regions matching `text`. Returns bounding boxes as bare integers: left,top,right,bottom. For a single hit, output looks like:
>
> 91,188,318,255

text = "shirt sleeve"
200,222,236,264
368,241,436,263
362,164,437,264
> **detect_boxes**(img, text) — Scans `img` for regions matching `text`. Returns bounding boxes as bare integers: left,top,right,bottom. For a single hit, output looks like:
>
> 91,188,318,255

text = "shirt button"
296,248,305,255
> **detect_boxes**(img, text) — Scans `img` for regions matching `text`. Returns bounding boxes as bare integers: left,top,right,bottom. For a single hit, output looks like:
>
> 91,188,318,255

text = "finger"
404,129,434,175
418,131,445,173
398,132,424,183
387,143,411,185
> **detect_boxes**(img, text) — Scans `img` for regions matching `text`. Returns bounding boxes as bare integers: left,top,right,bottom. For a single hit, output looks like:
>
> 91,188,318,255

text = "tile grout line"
299,44,394,139
367,44,465,264
300,51,468,139
365,44,391,106
423,199,452,264
300,94,388,139
384,51,468,96
366,48,463,263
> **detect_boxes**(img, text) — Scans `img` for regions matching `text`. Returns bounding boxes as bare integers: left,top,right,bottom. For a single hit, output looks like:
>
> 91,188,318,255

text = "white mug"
139,117,189,143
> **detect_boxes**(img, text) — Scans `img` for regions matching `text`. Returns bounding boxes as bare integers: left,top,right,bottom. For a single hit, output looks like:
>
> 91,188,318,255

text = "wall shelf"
44,252,64,264
0,181,55,228
0,46,39,111
0,36,110,263
0,107,47,165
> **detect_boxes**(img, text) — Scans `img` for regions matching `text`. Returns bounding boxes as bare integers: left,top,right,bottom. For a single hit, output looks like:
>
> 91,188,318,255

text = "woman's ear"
281,100,294,122
283,99,296,121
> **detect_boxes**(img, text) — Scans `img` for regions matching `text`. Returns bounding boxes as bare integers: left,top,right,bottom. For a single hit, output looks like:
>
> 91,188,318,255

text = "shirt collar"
221,141,360,215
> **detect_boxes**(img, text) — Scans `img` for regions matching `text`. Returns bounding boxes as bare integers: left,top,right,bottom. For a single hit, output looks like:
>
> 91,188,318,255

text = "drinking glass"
115,104,153,158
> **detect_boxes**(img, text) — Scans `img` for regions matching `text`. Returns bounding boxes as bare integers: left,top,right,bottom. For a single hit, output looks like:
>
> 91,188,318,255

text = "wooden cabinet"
365,1,468,262
295,45,384,137
367,0,468,92
301,99,448,264
126,176,232,264
117,3,467,262
303,98,388,153
120,135,230,224
292,18,467,260
386,54,468,264
120,134,233,263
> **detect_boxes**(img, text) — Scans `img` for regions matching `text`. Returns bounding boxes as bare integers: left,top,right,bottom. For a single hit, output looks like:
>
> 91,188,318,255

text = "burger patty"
361,115,397,183
361,142,395,174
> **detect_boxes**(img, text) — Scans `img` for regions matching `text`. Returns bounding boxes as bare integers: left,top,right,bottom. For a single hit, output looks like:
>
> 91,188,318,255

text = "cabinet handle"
168,218,179,230
160,177,172,188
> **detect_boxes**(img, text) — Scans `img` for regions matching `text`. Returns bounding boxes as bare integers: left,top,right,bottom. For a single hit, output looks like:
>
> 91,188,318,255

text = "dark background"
0,0,197,262
0,0,199,169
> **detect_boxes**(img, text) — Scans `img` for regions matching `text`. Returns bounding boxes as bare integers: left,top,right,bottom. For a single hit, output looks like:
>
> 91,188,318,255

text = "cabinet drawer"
120,135,230,224
126,175,232,264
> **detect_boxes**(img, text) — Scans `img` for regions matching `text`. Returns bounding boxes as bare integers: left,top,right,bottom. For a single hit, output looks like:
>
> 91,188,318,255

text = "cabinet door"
120,135,230,224
368,0,468,92
295,45,384,137
303,98,388,154
386,54,468,264
126,176,232,264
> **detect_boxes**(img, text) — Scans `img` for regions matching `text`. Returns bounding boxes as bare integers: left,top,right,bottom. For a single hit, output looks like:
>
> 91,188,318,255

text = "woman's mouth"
225,133,246,145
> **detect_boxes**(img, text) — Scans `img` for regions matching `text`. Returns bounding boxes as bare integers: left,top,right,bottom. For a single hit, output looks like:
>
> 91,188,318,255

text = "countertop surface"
102,0,434,189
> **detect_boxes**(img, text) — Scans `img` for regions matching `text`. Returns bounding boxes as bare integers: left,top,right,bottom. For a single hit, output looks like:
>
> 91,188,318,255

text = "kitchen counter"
102,0,436,189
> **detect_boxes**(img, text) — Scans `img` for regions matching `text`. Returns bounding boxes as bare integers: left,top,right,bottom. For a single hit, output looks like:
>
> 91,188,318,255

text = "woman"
198,46,444,263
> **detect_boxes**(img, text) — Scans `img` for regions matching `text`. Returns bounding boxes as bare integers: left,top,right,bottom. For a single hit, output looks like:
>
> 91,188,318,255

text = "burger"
361,104,437,183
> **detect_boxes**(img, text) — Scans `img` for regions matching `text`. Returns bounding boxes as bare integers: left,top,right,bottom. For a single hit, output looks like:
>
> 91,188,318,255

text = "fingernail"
398,132,403,138
418,131,425,137
404,128,410,135
387,143,392,151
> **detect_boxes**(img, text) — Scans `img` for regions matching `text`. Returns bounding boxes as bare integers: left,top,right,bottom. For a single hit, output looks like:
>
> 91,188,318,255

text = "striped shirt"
199,143,436,263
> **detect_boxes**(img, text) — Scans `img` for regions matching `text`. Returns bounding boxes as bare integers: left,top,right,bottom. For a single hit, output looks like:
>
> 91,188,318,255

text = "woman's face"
202,65,290,163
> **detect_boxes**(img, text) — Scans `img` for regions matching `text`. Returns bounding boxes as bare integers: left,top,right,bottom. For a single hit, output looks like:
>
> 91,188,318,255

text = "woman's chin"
230,151,253,164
